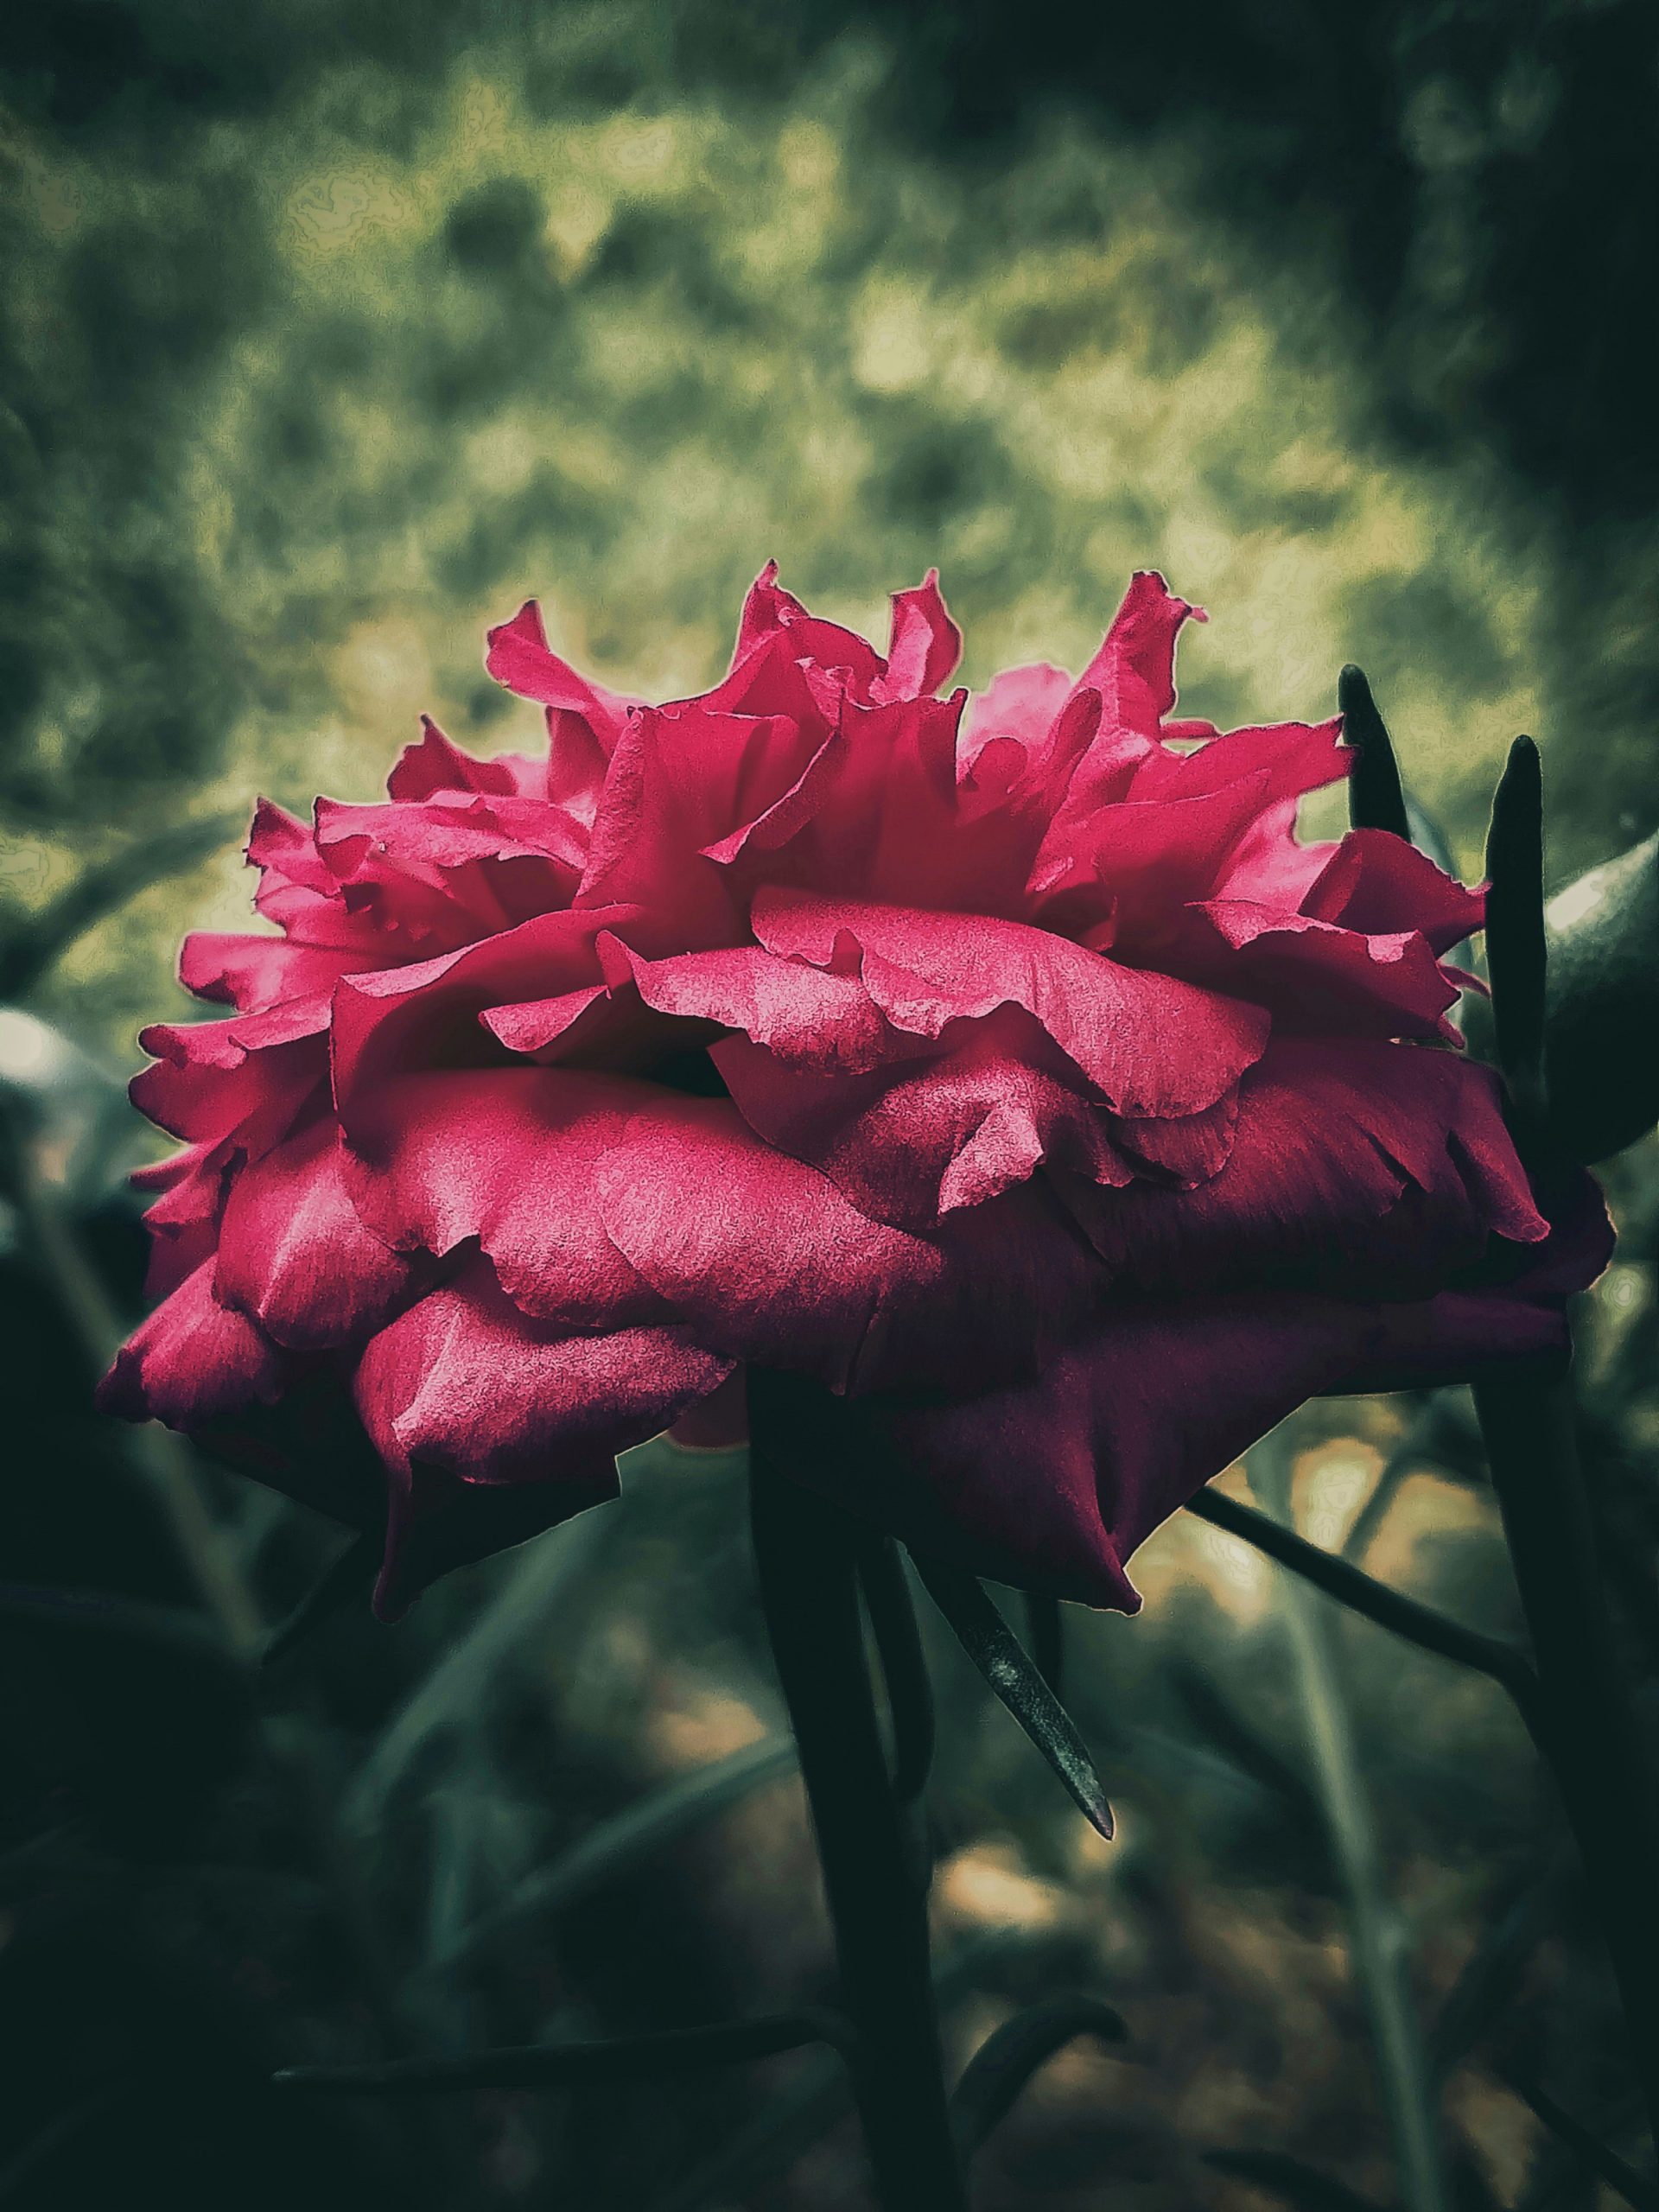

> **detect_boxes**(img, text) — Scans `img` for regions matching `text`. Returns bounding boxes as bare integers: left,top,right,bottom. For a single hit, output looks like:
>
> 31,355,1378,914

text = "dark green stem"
1473,1376,1659,2158
749,1459,967,2212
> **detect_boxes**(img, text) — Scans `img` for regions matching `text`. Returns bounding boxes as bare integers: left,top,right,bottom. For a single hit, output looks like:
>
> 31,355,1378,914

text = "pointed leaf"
1339,665,1410,840
275,2010,852,2094
907,1554,1113,1837
950,1993,1126,2153
1485,734,1548,1130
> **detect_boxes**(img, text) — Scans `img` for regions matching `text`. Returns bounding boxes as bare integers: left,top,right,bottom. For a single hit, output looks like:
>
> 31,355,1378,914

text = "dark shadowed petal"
1179,899,1463,1039
1297,829,1484,954
594,1092,1100,1395
328,904,644,1121
1053,1035,1546,1297
854,1230,1588,1611
131,1140,232,1300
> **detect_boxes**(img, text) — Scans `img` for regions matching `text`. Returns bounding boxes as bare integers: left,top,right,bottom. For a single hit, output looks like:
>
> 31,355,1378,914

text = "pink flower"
99,569,1607,1614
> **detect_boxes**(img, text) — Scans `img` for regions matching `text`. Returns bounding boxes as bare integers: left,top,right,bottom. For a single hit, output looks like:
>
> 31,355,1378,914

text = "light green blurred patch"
4,12,1554,1052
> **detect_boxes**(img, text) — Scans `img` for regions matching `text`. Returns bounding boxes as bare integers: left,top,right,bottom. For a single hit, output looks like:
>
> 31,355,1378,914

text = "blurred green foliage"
3,7,1658,2207
6,0,1655,1058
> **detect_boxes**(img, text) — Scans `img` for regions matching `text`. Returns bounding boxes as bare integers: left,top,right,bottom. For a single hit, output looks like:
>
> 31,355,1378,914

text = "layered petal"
213,1115,415,1350
340,1067,666,1328
352,1253,728,1489
97,1259,287,1432
1052,1035,1546,1299
752,889,1268,1116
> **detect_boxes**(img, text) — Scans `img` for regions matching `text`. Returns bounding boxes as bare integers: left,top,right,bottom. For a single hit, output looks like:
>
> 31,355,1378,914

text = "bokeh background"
3,3,1658,2207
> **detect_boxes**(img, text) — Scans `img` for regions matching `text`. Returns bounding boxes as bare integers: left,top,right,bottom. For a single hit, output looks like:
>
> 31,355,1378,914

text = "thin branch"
276,2012,852,2094
1185,1486,1544,1745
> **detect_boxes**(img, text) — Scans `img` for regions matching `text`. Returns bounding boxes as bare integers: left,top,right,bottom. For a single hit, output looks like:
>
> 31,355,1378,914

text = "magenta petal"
862,1294,1375,1609
386,715,543,802
342,1067,666,1327
1069,569,1205,738
132,1140,232,1300
130,1026,325,1163
483,600,635,736
179,932,354,1014
1055,1035,1546,1296
875,569,963,702
1184,899,1461,1039
610,938,897,1074
328,905,639,1120
594,1093,1098,1395
1299,830,1484,954
753,889,1268,1116
593,1095,928,1389
352,1254,728,1488
715,1014,1135,1228
97,1260,286,1431
213,1116,413,1350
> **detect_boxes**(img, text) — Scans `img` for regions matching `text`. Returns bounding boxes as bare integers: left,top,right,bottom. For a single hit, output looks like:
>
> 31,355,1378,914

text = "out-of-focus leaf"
275,2010,850,2094
0,1581,241,1675
0,809,244,1002
347,1504,620,1825
1503,2071,1657,2212
0,2088,130,2202
420,1736,797,1978
854,1533,935,1805
645,1931,1030,2212
1451,2149,1507,2212
1427,1860,1560,2079
1185,1488,1544,1741
1544,828,1659,1162
950,1993,1126,2153
1202,2146,1387,2211
262,1535,380,1670
1165,1656,1325,1840
907,1554,1114,1839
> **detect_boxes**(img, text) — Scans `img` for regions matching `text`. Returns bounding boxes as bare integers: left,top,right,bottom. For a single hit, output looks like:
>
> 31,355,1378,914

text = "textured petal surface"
213,1116,415,1350
97,1260,287,1431
353,1254,729,1488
